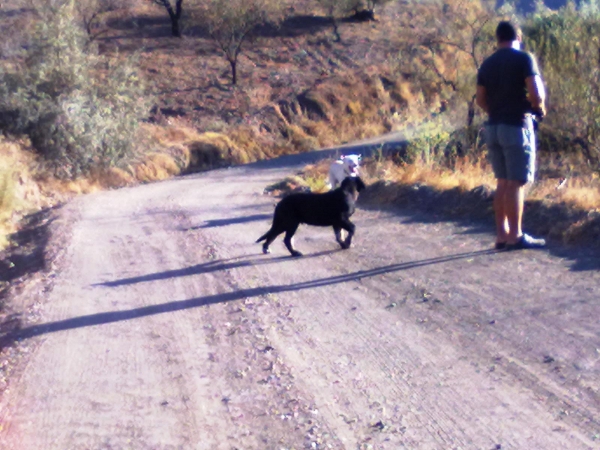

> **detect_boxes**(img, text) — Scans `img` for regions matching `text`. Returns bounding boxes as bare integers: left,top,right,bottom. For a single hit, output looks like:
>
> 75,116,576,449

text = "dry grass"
561,184,600,211
281,70,434,152
300,159,332,193
0,161,16,249
376,158,494,192
0,139,56,249
300,155,495,194
264,175,311,197
143,122,277,171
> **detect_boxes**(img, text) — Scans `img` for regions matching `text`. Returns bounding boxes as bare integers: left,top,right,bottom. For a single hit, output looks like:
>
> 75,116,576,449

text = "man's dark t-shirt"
477,48,540,126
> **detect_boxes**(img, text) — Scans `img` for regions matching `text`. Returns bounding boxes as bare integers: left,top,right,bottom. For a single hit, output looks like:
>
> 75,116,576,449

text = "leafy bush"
0,1,150,179
524,3,600,170
403,121,451,165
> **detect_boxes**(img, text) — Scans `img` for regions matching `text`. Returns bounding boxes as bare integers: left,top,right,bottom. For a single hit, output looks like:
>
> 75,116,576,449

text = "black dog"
257,176,366,257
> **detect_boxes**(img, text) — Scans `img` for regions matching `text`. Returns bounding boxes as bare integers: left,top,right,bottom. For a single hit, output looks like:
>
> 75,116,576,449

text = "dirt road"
0,152,599,449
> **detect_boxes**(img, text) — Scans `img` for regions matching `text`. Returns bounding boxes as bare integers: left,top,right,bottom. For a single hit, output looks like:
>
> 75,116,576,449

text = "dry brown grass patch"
526,167,600,207
0,139,59,250
560,185,600,211
40,177,102,196
351,156,495,193
98,167,136,188
228,127,273,163
0,158,16,249
299,160,332,193
133,153,181,183
284,124,319,152
396,158,494,192
264,175,311,197
143,123,279,171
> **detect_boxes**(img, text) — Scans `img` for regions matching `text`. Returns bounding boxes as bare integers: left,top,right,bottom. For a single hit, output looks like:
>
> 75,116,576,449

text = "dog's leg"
262,227,284,254
339,220,356,249
283,224,302,257
333,226,344,247
328,173,336,190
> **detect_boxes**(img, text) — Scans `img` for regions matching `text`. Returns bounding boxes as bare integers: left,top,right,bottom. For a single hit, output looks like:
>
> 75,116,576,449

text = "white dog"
328,154,361,189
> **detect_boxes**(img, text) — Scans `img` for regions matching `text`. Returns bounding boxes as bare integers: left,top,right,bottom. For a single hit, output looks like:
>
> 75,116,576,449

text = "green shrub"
0,1,151,179
404,121,451,165
524,3,600,170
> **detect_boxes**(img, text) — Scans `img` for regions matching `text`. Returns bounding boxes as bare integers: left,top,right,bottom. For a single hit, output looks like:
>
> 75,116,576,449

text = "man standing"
476,21,547,250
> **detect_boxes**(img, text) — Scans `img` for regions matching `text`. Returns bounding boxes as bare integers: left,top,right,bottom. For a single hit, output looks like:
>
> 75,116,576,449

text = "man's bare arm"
476,84,488,113
526,75,546,116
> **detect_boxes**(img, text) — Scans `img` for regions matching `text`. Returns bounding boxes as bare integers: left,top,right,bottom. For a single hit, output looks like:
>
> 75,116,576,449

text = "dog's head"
340,154,361,175
340,176,366,200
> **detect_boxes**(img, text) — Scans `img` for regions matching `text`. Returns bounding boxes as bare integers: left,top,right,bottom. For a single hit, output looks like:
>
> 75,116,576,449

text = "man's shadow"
1,249,497,348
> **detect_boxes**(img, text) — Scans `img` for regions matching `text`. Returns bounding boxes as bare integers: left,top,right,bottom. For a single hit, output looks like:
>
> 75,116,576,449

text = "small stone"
371,420,385,431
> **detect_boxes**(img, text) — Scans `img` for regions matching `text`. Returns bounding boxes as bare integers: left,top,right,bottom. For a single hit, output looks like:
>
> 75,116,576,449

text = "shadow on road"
92,250,337,287
1,249,496,347
185,213,272,230
0,207,59,293
0,207,62,343
356,186,600,272
399,208,600,271
547,247,600,271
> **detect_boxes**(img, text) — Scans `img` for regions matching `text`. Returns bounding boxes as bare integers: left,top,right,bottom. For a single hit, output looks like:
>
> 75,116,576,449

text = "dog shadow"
184,213,272,231
92,249,338,288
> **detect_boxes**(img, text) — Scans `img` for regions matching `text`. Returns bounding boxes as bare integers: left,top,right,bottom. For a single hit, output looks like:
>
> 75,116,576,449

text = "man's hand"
526,75,546,118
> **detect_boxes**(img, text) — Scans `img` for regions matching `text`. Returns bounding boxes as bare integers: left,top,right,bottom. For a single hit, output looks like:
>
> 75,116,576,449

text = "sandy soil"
0,150,599,449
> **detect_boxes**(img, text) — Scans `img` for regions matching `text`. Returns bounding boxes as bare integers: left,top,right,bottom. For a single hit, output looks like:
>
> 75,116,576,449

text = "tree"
400,0,496,128
75,0,120,41
0,1,151,178
150,0,184,37
191,0,283,85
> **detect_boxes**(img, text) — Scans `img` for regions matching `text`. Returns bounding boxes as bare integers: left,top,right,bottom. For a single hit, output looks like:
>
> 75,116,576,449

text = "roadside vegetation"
0,0,599,252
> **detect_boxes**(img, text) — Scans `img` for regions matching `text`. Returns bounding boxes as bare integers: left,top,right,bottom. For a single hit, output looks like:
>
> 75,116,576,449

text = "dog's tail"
256,231,269,243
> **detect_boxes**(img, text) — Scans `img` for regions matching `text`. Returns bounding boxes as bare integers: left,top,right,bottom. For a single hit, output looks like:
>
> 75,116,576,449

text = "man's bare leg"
494,179,510,245
505,179,525,245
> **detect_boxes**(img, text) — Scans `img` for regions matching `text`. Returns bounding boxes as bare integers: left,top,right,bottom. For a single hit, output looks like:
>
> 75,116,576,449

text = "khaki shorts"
484,117,536,183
